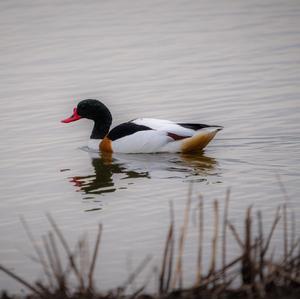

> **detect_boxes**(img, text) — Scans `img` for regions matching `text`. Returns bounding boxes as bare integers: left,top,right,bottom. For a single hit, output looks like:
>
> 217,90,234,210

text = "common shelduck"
61,99,222,153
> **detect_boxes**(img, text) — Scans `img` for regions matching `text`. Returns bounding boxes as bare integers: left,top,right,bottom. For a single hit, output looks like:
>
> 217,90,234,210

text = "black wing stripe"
178,123,211,130
178,123,222,130
107,122,152,141
167,132,187,141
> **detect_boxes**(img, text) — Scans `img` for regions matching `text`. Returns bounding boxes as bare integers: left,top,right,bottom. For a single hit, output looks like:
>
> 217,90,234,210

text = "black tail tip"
212,126,223,131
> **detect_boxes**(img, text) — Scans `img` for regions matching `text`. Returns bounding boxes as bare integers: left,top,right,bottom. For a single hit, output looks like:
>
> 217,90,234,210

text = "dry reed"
1,189,300,299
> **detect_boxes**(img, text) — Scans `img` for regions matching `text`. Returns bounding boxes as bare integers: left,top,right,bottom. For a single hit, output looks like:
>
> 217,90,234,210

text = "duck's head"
62,99,112,123
61,99,112,139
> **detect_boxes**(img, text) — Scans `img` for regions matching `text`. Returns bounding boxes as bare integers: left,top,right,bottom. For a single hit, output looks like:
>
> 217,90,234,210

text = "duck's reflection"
70,153,149,195
70,151,219,196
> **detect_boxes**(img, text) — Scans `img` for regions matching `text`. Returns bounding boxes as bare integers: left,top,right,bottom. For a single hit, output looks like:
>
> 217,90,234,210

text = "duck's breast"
88,139,101,151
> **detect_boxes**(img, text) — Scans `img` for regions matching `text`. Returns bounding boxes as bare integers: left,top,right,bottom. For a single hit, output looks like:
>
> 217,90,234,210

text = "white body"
88,118,221,153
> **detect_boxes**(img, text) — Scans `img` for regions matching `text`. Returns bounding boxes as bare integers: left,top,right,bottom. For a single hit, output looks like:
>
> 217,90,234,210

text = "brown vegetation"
1,189,299,299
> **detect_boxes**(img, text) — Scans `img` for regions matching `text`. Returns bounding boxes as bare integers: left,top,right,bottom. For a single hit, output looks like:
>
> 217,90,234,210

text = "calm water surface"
1,0,300,293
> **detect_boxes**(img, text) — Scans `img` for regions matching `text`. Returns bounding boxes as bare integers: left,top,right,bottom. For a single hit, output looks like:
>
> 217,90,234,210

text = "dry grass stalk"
227,221,244,249
42,234,62,288
262,206,281,256
0,264,44,297
212,270,239,297
257,211,264,283
20,217,53,287
200,255,243,287
172,183,193,289
222,188,230,284
166,202,175,292
199,235,260,289
283,203,288,265
195,195,204,286
120,255,152,293
265,261,300,285
159,220,173,294
208,200,219,284
48,232,63,281
88,223,103,290
276,173,290,202
24,216,104,296
78,235,89,286
61,238,83,281
159,201,174,294
241,206,254,284
46,213,84,290
289,211,296,267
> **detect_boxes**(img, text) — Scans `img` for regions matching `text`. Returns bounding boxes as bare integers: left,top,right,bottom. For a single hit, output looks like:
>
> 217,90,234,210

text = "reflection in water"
180,152,219,180
70,151,219,198
70,153,150,195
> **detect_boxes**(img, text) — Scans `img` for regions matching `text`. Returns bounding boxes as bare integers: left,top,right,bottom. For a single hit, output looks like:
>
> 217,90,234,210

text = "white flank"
112,130,170,153
132,118,195,137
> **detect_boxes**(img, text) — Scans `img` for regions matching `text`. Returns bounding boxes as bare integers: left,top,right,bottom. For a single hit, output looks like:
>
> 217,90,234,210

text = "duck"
61,99,222,153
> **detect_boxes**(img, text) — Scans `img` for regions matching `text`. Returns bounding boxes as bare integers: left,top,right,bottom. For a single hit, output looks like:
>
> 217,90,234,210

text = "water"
0,0,300,293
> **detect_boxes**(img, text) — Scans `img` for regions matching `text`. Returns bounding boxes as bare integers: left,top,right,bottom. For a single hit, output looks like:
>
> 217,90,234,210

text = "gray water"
1,0,300,293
